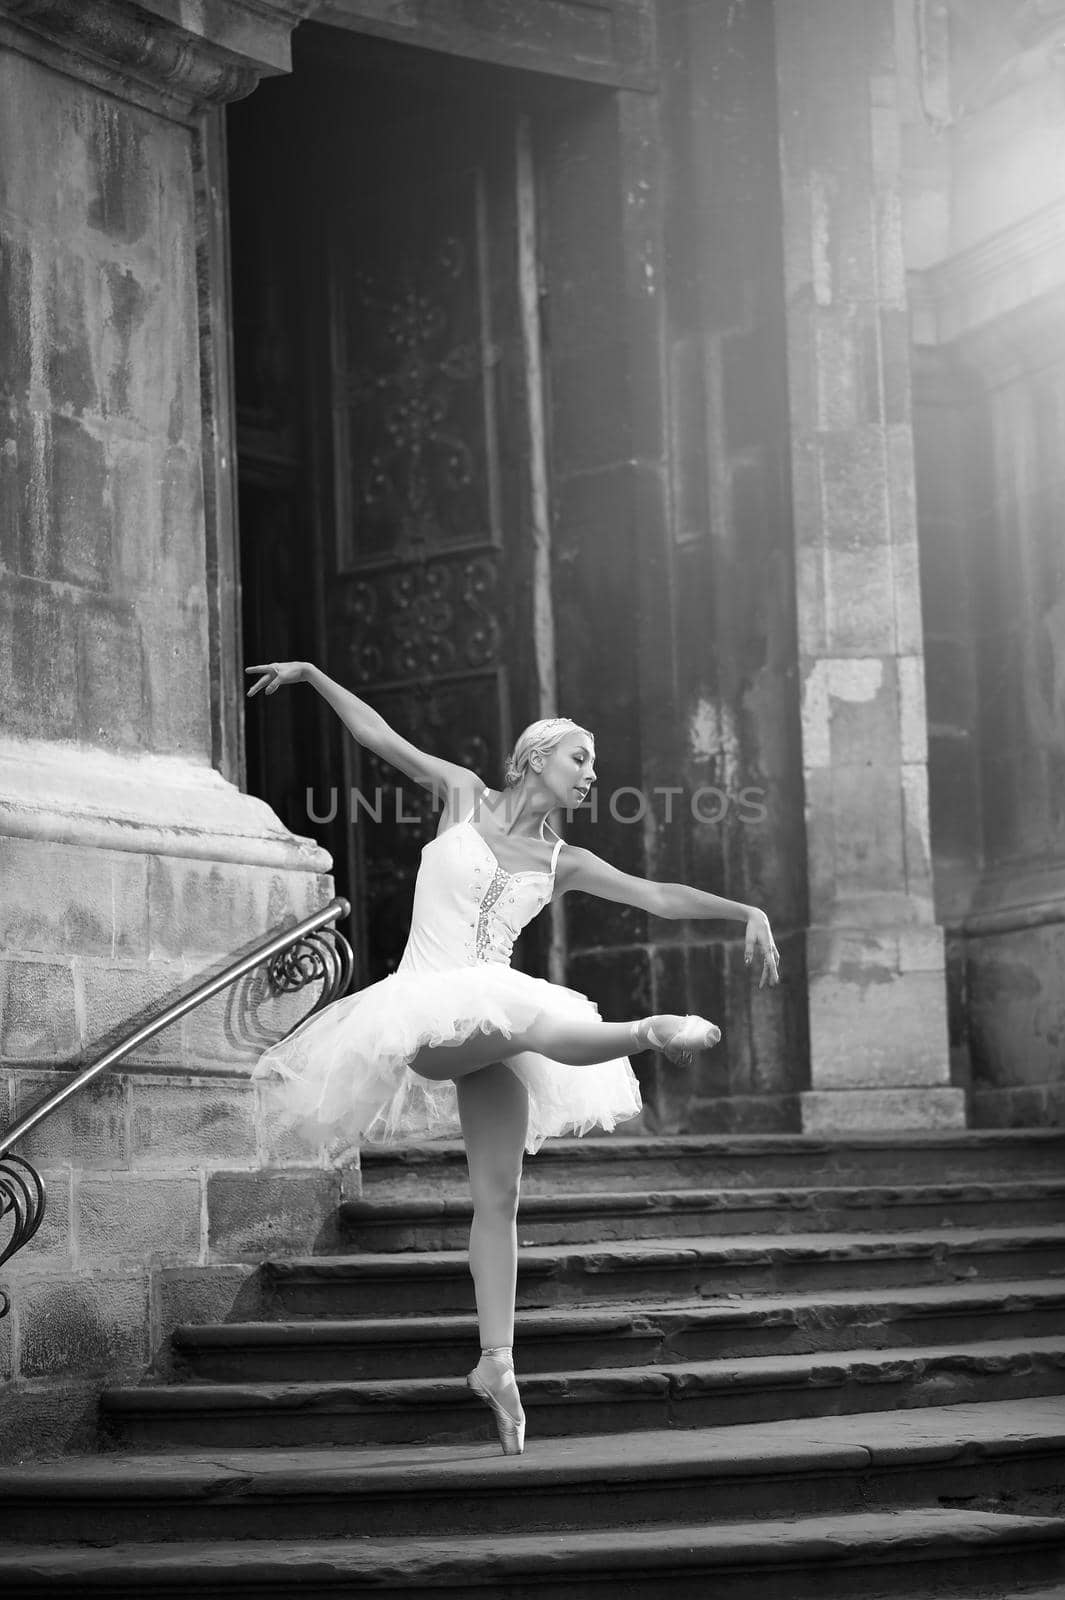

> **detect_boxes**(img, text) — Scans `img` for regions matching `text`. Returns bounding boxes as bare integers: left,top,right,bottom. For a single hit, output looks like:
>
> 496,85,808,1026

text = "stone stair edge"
340,1179,1065,1219
2,1507,1064,1582
11,1399,1065,1499
359,1131,1065,1164
12,1408,1061,1504
264,1221,1065,1276
171,1277,1065,1348
100,1333,1065,1411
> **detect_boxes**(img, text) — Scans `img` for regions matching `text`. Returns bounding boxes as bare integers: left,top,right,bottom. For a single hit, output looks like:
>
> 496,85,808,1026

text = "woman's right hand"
245,661,310,698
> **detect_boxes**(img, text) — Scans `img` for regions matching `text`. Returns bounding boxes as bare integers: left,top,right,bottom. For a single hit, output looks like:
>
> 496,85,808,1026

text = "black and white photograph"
0,1,1064,1595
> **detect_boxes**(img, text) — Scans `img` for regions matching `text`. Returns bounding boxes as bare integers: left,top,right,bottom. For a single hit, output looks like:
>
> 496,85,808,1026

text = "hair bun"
503,715,592,790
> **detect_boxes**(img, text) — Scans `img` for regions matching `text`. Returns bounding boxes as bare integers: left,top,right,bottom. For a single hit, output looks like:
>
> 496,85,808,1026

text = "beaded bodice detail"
398,819,561,976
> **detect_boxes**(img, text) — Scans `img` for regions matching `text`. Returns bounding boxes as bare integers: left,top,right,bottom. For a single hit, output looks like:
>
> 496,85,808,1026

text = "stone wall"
0,1,334,1463
907,0,1065,1127
773,0,962,1134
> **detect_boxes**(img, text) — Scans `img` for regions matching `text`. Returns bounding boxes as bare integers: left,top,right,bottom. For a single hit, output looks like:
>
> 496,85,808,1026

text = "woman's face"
538,730,596,809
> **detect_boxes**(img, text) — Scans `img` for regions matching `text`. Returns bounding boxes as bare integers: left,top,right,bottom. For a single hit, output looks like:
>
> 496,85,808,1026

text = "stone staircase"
2,1131,1065,1597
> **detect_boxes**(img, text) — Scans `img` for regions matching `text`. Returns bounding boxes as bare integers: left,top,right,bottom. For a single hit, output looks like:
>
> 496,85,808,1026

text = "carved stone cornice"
0,0,315,117
309,0,656,90
909,196,1065,379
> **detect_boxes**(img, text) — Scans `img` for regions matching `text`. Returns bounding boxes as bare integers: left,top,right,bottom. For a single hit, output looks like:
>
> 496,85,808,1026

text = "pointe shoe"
645,1015,721,1064
467,1363,526,1456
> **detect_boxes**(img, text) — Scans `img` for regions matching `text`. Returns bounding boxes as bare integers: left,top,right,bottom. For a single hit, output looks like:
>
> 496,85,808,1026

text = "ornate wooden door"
301,38,550,980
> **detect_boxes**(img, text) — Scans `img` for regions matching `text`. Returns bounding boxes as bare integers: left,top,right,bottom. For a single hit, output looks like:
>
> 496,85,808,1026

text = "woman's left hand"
744,909,781,989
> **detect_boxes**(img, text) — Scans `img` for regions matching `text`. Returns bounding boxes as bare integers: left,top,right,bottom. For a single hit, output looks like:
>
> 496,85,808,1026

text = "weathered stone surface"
0,738,333,873
98,1332,1065,1452
75,1175,202,1266
0,836,149,960
207,1169,340,1260
18,1272,148,1377
966,922,1065,1092
823,546,899,654
0,958,79,1063
362,1131,1065,1197
776,0,955,1131
0,577,78,742
0,1,345,1466
75,594,149,751
808,968,953,1090
152,1263,263,1361
182,956,321,1073
79,960,187,1068
802,656,901,771
129,1078,257,1168
147,855,318,961
818,428,892,550
0,45,217,752
803,1088,966,1134
0,1378,100,1463
12,1070,129,1170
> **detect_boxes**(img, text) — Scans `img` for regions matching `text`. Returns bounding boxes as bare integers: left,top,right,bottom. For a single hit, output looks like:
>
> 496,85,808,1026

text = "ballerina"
246,660,781,1456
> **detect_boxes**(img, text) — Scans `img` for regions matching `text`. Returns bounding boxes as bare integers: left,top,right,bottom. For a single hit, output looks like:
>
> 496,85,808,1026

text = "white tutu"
255,813,643,1156
254,962,642,1156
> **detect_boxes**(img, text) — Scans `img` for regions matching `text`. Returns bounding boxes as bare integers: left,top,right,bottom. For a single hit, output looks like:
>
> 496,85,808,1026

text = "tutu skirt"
254,963,643,1156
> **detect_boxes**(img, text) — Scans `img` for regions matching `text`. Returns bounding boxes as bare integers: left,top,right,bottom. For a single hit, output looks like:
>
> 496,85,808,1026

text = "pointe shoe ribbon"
467,1365,526,1456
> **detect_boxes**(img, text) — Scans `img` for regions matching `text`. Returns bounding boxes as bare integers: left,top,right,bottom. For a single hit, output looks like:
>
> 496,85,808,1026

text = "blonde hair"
504,717,594,788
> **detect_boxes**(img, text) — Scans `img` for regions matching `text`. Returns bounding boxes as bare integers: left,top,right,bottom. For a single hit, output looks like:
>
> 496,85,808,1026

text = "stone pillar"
773,0,965,1132
0,0,336,1463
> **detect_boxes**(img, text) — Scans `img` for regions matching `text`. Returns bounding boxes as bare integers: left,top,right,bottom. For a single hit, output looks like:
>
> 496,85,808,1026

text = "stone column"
0,0,335,1464
773,0,965,1132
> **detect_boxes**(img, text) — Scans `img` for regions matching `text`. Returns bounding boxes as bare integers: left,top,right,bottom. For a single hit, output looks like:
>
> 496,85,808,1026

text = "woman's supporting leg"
457,1061,529,1350
457,1062,529,1453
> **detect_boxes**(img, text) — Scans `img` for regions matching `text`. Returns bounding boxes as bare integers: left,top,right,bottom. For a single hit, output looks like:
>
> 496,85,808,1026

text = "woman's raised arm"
245,661,482,812
557,846,781,989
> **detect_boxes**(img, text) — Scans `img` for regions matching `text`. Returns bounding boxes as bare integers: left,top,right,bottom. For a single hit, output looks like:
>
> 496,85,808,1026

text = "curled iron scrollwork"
0,1154,46,1320
268,926,355,1019
0,900,351,1310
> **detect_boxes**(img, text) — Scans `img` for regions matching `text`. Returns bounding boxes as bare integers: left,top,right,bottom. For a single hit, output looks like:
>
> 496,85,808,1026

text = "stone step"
339,1181,1065,1251
172,1279,1065,1383
262,1226,1065,1317
359,1132,1065,1200
101,1336,1065,1449
2,1509,1064,1598
4,1400,1063,1545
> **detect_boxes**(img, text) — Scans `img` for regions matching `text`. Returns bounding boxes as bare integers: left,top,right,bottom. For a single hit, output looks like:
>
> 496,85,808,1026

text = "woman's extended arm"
245,660,481,811
556,846,781,987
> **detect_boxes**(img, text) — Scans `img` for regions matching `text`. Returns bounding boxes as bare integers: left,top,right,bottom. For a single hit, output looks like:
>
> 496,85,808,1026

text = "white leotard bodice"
398,806,564,977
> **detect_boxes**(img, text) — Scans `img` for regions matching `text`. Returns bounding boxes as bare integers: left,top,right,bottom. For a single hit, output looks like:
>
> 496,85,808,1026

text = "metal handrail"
0,896,354,1311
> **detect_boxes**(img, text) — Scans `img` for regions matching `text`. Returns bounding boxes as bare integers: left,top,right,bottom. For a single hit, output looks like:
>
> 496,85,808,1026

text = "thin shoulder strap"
545,823,565,874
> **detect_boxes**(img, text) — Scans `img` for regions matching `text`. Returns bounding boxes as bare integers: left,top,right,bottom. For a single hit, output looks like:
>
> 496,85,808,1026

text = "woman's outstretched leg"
457,1062,529,1455
411,1012,718,1082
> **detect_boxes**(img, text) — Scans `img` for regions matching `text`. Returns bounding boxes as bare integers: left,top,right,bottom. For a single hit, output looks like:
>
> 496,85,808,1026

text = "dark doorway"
228,27,568,981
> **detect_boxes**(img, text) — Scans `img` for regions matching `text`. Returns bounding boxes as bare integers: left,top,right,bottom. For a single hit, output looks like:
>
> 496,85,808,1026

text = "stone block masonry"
773,0,964,1132
0,810,340,1463
0,48,209,757
1,1064,348,1460
0,0,334,1462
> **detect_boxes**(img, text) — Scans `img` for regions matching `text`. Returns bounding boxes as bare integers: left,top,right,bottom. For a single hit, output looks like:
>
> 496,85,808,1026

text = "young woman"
247,660,781,1456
